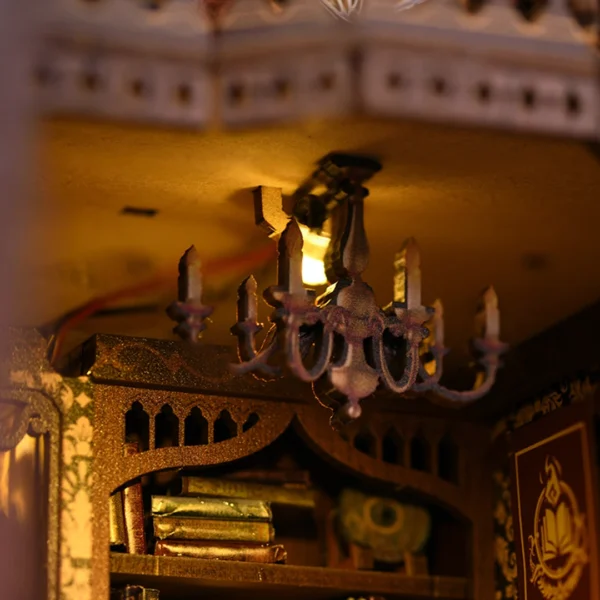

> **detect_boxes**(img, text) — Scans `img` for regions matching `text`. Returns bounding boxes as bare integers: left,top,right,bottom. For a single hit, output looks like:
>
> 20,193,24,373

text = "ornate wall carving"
1,329,96,600
0,387,61,600
491,372,599,600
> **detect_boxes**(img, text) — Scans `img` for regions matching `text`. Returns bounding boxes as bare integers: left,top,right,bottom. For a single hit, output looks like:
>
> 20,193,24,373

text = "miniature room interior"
0,2,599,600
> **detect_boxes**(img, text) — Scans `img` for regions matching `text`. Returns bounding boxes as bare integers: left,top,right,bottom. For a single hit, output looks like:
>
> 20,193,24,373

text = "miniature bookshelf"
1,331,495,600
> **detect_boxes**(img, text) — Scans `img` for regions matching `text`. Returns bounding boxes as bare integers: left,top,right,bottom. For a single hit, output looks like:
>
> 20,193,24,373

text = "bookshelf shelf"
110,553,470,599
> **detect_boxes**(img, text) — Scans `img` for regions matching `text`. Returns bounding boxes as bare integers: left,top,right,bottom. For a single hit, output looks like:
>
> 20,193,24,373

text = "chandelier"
168,155,507,427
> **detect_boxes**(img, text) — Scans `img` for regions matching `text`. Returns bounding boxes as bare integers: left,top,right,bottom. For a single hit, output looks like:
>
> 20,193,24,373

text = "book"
153,516,275,543
111,586,159,599
109,491,126,547
154,540,287,563
180,477,316,508
122,585,160,599
224,469,312,487
541,502,573,559
151,495,272,522
123,443,146,554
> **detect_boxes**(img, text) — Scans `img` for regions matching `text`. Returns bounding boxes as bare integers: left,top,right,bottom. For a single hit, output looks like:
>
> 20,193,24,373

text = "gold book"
123,443,146,554
109,491,126,547
122,585,160,599
151,495,272,522
153,517,275,543
180,477,316,508
154,540,287,564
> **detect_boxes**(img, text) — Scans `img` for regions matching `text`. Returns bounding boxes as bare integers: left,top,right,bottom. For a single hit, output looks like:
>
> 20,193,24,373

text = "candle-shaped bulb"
432,298,444,348
477,286,500,340
394,238,422,309
279,219,305,295
240,275,259,323
169,245,213,342
179,245,203,303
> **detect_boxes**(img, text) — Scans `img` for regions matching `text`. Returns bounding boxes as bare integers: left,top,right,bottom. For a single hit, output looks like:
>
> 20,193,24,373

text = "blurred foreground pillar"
0,1,41,599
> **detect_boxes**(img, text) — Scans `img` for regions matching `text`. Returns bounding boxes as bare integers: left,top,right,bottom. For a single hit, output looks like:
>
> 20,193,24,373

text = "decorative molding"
30,0,599,139
1,330,96,600
40,0,211,53
493,468,518,600
59,378,95,600
0,389,57,451
361,44,599,139
491,372,599,440
0,387,62,600
34,42,212,128
295,407,473,516
93,386,297,491
219,46,354,126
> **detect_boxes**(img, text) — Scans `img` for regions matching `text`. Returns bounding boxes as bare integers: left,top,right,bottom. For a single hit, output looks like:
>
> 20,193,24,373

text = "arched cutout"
515,0,547,21
125,401,150,451
353,428,377,458
140,0,166,10
410,433,431,472
184,407,209,446
463,0,485,14
477,82,491,104
155,404,179,449
567,0,596,28
387,72,403,90
242,412,260,433
437,434,460,484
565,91,582,117
214,410,237,443
382,428,404,465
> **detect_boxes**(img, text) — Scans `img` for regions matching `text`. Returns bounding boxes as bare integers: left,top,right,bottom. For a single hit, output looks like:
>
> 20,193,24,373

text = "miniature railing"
95,383,479,522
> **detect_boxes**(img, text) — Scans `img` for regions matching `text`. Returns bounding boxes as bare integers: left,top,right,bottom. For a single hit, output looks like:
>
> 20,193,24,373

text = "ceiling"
17,115,600,365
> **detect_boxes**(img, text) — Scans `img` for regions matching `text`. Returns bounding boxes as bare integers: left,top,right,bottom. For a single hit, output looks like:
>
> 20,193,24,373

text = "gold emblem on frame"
527,456,589,600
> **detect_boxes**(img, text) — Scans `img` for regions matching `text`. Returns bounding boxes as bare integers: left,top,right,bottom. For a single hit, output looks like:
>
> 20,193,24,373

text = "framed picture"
510,400,599,600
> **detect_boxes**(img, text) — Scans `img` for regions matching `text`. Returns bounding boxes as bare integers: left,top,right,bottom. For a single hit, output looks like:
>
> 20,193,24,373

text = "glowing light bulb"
302,255,327,286
299,225,329,286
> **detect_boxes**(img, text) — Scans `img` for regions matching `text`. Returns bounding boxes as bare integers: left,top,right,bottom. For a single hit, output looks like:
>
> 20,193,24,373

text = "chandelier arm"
234,335,281,379
375,334,421,394
230,340,281,377
412,347,447,392
412,365,442,392
286,317,334,382
234,320,262,363
426,361,499,403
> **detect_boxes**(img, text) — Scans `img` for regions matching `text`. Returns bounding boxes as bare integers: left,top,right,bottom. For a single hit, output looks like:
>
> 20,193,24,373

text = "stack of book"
110,585,159,599
151,493,287,563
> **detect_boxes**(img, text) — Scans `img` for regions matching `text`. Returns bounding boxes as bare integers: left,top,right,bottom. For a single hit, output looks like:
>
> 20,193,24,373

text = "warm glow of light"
300,225,329,286
302,255,328,286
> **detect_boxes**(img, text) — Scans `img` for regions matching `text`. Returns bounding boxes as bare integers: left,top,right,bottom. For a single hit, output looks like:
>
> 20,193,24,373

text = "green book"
151,495,272,521
180,477,316,509
153,517,275,543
